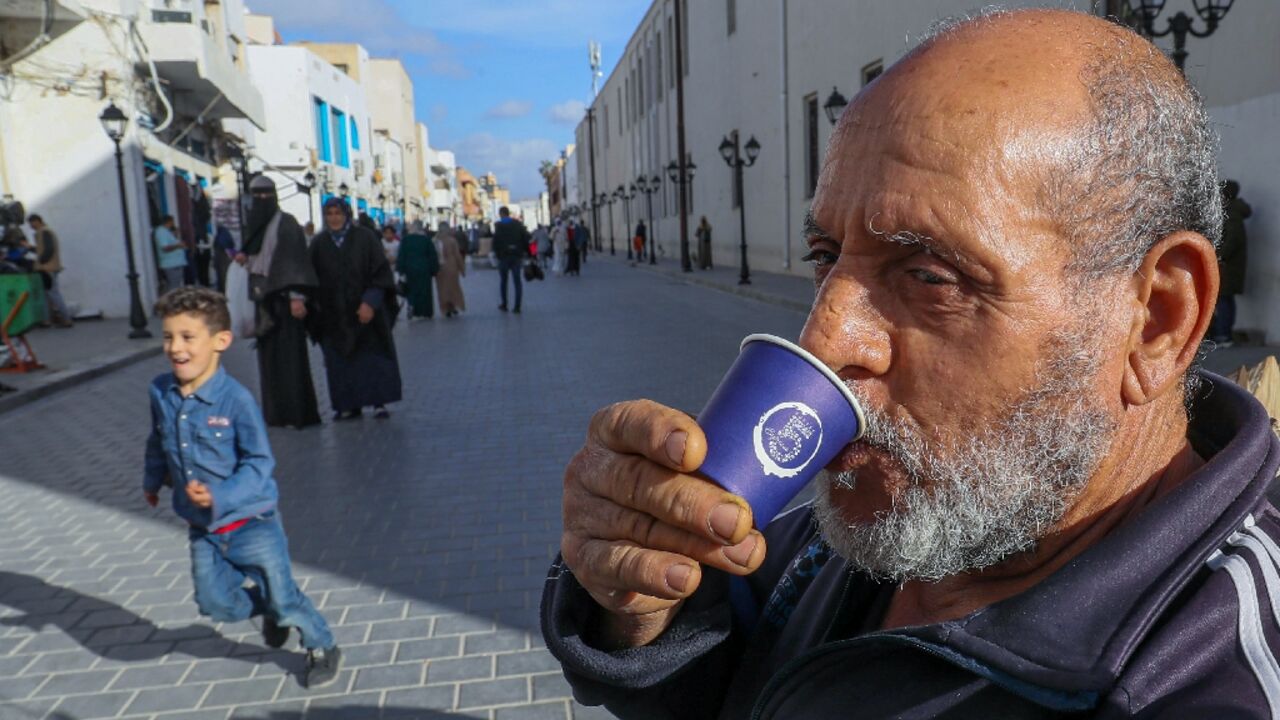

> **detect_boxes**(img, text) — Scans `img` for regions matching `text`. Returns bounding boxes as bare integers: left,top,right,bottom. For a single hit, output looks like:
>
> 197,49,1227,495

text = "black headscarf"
242,175,279,256
322,196,353,244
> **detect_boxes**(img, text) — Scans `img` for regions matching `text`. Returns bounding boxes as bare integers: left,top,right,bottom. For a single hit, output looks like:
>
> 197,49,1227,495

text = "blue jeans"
498,257,523,309
189,512,333,650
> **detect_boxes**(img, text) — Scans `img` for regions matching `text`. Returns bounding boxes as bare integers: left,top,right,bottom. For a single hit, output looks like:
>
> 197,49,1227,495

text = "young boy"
144,287,341,688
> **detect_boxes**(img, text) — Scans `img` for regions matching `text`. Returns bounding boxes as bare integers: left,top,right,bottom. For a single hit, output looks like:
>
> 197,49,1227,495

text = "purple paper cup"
697,334,865,527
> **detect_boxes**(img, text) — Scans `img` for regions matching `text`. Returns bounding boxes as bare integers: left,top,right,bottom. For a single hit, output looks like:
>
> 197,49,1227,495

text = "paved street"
0,256,810,719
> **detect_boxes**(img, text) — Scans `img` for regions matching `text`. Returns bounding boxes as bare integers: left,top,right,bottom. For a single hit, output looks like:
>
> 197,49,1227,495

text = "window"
656,33,663,103
638,57,645,112
682,0,690,76
314,97,331,163
331,106,348,168
668,16,676,89
617,87,623,134
862,59,884,86
604,104,610,147
804,93,819,198
350,116,360,150
727,0,736,35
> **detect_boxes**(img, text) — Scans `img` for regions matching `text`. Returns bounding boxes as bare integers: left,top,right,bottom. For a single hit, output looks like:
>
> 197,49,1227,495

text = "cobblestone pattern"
0,260,805,719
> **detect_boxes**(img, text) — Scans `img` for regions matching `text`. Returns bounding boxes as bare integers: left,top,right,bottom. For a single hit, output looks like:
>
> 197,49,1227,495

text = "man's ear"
1121,231,1219,406
213,329,233,353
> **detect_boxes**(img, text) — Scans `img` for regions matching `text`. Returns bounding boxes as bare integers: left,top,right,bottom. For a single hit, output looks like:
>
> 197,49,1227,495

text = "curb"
621,256,813,313
0,345,163,416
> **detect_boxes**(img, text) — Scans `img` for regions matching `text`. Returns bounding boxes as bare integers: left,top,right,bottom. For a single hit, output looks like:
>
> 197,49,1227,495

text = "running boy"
144,287,341,688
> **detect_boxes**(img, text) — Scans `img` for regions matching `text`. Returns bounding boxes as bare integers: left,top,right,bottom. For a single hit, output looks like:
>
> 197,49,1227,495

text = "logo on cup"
753,402,824,478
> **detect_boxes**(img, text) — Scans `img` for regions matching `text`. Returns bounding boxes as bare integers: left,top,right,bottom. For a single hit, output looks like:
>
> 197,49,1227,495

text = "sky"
247,0,651,201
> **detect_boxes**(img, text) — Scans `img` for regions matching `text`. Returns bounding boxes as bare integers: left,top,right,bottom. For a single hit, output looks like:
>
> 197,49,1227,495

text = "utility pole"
674,0,691,271
587,41,603,254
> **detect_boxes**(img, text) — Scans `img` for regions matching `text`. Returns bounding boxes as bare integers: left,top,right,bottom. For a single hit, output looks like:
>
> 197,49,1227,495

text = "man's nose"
799,273,891,381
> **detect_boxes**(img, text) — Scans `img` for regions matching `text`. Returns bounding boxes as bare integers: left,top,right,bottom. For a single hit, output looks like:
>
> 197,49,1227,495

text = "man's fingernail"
708,503,743,544
665,431,687,465
723,535,758,567
666,564,693,593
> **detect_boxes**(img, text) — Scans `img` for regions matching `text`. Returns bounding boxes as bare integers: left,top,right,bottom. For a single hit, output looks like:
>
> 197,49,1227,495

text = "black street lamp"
1125,0,1234,72
601,193,616,255
98,101,152,339
636,174,661,265
665,156,697,271
296,171,316,225
616,184,636,260
823,86,849,126
719,131,760,285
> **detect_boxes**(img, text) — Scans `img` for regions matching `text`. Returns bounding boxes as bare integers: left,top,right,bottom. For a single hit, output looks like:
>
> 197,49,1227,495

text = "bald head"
832,8,1220,280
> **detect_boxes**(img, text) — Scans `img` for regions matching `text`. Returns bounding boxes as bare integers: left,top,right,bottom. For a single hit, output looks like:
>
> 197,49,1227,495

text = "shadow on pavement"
0,571,299,675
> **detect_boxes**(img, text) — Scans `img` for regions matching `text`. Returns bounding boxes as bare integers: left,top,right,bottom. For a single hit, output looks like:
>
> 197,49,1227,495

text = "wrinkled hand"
561,400,765,650
185,480,213,509
144,491,159,508
357,302,374,324
290,298,307,319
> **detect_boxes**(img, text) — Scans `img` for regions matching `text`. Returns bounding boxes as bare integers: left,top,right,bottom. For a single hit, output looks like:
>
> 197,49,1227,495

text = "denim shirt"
144,366,278,531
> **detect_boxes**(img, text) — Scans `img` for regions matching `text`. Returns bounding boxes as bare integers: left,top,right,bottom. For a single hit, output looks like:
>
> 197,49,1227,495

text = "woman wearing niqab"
308,197,403,420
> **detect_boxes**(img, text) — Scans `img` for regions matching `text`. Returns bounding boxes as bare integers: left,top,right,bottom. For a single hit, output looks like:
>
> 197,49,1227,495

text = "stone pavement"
0,260,809,719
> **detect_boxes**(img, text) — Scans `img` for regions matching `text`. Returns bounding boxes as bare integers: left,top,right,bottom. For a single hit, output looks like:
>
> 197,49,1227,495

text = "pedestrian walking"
492,206,530,313
435,221,467,318
696,216,714,270
26,214,72,327
143,287,341,689
549,221,567,275
532,224,551,269
1211,179,1251,346
398,220,439,321
309,197,402,420
566,222,582,276
237,175,320,429
576,220,591,266
381,225,401,266
212,223,236,293
153,215,188,291
633,220,647,263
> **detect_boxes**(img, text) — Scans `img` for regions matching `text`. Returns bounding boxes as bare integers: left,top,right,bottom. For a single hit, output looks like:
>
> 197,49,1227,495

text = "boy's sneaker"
305,646,342,688
262,616,289,649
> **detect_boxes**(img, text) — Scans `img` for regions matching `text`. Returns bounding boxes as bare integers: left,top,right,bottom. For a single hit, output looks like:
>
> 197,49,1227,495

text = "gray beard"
813,328,1117,583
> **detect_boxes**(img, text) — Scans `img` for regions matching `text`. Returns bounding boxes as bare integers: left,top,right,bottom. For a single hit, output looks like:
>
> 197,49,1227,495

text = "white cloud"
249,0,469,77
549,100,586,125
484,100,534,119
453,133,559,200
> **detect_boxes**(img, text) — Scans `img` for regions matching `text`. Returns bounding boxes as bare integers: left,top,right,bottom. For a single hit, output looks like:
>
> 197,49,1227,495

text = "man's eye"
908,268,950,285
801,249,838,267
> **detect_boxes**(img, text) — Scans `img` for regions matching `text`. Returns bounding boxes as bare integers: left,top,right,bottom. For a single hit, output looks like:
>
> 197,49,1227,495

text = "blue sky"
248,0,651,200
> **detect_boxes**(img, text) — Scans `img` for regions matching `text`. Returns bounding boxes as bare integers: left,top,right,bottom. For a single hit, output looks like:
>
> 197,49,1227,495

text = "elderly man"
542,9,1279,718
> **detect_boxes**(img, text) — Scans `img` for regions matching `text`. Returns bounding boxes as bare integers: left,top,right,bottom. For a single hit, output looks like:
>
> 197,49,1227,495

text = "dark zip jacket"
542,373,1280,718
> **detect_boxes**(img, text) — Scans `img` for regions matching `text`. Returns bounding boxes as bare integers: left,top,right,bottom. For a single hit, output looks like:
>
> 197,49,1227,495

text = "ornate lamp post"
377,192,386,223
636,175,661,265
99,102,152,339
602,193,616,255
338,182,350,215
296,171,316,225
719,131,760,285
823,86,849,126
1125,0,1234,72
616,185,637,260
665,157,697,271
226,144,248,236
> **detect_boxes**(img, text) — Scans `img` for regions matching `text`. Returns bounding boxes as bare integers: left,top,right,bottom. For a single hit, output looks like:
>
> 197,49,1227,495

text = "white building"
576,0,1280,340
235,17,375,231
0,0,263,316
